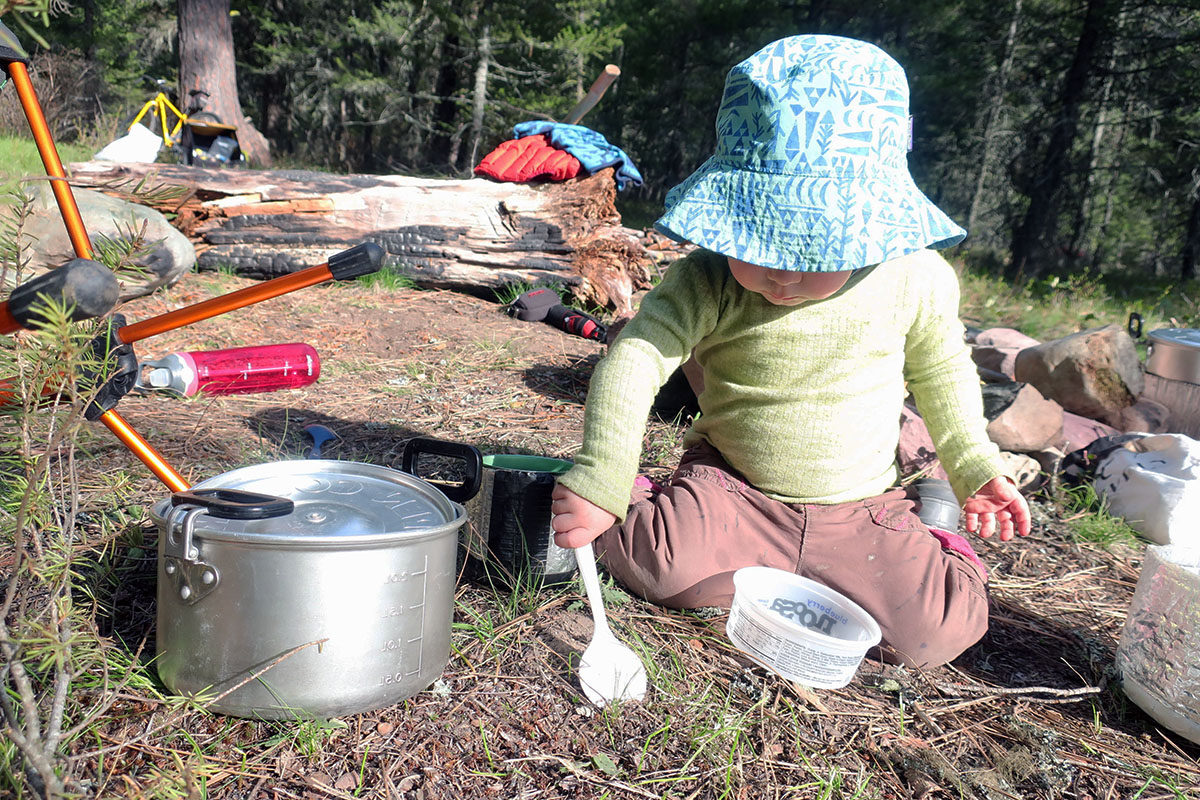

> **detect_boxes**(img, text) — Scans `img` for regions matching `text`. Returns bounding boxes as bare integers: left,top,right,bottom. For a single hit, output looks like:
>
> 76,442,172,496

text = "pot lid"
150,459,463,545
1149,328,1200,348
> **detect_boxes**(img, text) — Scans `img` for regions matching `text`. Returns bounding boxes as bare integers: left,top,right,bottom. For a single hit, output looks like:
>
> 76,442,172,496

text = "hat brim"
654,157,966,272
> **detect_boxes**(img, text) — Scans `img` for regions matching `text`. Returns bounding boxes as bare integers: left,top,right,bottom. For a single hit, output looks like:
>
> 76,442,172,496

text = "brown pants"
595,443,989,668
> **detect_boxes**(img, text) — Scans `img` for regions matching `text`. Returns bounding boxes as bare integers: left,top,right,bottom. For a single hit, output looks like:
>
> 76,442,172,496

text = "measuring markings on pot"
376,553,430,684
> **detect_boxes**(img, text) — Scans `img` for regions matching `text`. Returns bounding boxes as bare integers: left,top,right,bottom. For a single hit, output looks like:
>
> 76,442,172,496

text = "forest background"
2,2,1200,796
1,0,1198,288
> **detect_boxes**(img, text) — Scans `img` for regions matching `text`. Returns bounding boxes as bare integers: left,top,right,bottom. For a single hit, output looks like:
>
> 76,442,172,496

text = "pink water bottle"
136,343,320,397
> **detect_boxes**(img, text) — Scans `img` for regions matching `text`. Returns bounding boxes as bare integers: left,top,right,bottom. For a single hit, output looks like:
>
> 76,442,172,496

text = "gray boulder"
1014,324,1144,426
7,183,194,300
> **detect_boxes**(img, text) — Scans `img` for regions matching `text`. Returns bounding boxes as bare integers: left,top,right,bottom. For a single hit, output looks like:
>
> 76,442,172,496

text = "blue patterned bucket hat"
654,35,966,272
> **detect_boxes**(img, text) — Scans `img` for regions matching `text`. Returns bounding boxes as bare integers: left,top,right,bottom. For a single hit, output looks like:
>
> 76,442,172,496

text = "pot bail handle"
171,488,295,520
400,437,482,503
1129,312,1143,339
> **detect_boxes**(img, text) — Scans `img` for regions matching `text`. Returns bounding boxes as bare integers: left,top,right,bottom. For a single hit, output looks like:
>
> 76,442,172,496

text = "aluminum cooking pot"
150,447,479,719
1146,328,1200,385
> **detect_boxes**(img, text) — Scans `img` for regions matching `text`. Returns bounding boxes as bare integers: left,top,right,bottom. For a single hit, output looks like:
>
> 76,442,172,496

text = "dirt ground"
56,270,1200,798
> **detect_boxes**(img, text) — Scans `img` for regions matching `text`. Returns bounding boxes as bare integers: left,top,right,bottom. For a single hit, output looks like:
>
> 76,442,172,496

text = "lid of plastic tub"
483,454,572,474
732,567,882,649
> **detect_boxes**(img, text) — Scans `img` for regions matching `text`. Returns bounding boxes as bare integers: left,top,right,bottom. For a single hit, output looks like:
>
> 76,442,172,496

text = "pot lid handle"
171,488,295,520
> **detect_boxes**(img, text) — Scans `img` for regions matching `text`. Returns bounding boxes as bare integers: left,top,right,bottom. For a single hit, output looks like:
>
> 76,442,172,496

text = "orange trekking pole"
2,19,189,490
1,20,384,492
1,25,120,332
115,243,383,344
1,23,92,260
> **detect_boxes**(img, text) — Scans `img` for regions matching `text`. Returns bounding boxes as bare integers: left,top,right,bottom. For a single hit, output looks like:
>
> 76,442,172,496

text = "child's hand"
551,484,617,548
963,477,1031,542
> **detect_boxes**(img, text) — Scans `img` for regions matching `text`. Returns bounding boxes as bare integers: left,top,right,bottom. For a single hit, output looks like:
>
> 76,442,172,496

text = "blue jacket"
513,121,644,190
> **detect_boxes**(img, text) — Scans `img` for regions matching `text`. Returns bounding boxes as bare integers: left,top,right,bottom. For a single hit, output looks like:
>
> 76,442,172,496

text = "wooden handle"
561,64,620,126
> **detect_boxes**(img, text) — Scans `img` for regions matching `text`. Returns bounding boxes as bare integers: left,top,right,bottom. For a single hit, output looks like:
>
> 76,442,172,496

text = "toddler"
551,34,1030,668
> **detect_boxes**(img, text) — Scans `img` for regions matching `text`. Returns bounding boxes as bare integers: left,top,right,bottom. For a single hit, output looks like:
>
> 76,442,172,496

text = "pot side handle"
400,437,483,503
171,488,295,520
1129,312,1143,339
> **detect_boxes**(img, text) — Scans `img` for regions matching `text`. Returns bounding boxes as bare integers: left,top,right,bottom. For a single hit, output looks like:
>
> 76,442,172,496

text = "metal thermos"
912,478,961,532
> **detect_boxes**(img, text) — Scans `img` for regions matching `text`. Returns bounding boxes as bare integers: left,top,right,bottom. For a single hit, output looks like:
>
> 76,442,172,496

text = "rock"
982,380,1064,453
1027,446,1066,483
7,183,195,300
1062,411,1120,454
998,451,1043,492
1114,397,1171,434
898,404,949,481
969,327,1041,379
1013,324,1144,426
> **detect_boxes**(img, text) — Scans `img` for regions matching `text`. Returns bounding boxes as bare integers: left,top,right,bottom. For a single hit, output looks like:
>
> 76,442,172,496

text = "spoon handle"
574,544,613,638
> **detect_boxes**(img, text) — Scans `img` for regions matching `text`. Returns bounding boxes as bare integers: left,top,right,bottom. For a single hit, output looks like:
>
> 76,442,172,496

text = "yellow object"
129,91,188,149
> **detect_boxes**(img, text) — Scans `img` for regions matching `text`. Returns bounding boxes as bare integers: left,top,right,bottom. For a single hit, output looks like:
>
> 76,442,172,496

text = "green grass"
957,259,1197,344
0,132,93,190
357,263,420,290
1057,482,1143,548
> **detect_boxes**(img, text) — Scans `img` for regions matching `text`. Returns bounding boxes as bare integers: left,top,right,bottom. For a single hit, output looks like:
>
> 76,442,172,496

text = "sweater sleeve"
903,253,1009,502
557,252,723,518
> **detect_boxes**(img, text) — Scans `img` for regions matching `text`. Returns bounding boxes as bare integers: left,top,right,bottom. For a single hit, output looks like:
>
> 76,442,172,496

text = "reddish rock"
970,327,1041,379
1062,411,1120,453
898,404,949,480
1014,324,1144,425
983,381,1064,453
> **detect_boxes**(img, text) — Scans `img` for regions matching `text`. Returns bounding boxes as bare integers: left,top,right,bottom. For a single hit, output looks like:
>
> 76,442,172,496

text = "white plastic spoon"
574,544,648,707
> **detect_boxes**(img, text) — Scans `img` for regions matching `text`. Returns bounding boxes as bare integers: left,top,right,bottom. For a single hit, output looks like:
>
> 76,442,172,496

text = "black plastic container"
462,454,578,587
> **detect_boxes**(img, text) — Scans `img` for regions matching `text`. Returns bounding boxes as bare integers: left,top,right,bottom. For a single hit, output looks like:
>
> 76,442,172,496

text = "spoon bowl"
574,544,648,706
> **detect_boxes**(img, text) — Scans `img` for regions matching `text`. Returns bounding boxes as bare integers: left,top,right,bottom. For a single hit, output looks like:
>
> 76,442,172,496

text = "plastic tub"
1116,544,1200,744
726,567,882,689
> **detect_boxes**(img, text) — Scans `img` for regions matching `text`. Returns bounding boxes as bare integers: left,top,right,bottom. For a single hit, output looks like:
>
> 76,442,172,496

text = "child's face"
727,258,854,305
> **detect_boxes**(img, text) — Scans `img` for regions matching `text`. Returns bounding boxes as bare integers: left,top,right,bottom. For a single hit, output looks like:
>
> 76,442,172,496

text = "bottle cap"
147,368,173,388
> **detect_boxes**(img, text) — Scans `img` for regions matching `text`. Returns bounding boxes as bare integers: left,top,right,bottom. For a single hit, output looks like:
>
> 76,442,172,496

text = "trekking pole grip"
328,242,385,281
6,259,119,329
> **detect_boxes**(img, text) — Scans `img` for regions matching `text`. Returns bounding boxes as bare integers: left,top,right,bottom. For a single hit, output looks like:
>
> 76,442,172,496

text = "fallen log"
66,161,656,316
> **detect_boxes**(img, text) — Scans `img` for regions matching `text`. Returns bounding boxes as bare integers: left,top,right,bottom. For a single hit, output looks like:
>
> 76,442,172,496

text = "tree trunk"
66,161,656,316
467,24,491,169
1183,189,1200,281
177,0,272,167
1007,0,1115,280
967,0,1022,235
430,28,462,169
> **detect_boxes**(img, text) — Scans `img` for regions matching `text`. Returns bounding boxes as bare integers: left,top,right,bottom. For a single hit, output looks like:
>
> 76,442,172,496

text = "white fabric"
1094,434,1200,546
94,123,162,163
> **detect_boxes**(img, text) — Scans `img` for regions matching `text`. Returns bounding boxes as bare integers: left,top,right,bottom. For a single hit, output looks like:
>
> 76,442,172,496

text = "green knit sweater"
558,248,1008,520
